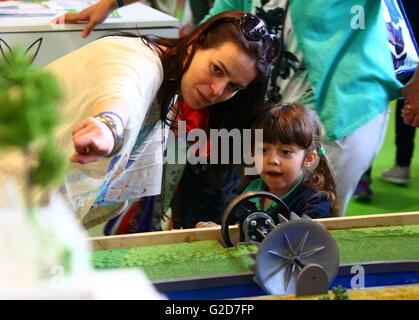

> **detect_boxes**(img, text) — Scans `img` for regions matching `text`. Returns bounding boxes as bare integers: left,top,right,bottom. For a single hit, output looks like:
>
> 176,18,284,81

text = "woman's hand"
195,221,219,228
71,117,115,164
57,0,117,38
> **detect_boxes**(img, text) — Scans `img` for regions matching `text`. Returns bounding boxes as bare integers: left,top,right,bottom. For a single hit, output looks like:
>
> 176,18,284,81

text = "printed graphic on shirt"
257,0,298,102
255,0,313,106
93,121,166,207
383,0,419,76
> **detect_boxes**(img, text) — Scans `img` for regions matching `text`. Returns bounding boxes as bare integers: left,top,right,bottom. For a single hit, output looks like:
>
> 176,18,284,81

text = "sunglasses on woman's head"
237,14,280,63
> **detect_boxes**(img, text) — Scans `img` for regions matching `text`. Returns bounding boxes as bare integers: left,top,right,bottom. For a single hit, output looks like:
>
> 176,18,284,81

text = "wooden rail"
89,211,419,250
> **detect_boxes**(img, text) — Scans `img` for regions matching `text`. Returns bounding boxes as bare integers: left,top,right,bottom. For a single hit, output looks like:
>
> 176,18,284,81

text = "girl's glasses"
238,14,280,63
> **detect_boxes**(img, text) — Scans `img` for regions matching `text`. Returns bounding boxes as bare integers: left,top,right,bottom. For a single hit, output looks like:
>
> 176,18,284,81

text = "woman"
38,11,277,228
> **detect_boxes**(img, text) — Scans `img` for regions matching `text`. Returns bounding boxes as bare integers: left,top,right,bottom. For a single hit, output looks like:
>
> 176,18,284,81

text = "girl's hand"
195,221,219,228
71,117,115,164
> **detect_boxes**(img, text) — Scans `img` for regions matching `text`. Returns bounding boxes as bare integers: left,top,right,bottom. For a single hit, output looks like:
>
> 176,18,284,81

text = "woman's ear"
303,150,318,168
183,44,193,68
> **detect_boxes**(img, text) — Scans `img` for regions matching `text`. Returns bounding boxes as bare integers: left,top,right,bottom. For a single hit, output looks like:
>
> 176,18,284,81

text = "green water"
92,224,419,281
93,240,257,281
332,225,419,263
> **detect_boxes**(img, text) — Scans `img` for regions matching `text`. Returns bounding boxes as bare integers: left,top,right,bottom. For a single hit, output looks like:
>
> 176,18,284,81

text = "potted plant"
0,46,91,294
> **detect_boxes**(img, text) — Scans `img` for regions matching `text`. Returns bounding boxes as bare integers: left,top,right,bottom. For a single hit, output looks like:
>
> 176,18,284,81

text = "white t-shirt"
0,36,166,225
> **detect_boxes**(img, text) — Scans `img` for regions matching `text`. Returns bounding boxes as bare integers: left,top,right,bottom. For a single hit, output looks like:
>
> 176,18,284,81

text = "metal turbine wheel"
221,191,290,247
254,219,339,296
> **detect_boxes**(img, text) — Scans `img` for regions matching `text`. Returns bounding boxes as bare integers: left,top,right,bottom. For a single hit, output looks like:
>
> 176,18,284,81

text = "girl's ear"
183,44,193,69
303,150,318,168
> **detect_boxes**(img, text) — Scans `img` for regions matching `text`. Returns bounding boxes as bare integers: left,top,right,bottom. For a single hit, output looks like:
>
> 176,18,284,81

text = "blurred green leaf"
0,46,66,201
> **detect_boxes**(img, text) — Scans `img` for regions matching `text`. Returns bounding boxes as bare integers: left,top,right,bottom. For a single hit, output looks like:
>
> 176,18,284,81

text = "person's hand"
55,0,117,38
401,99,419,127
401,67,419,127
71,117,115,164
195,221,219,228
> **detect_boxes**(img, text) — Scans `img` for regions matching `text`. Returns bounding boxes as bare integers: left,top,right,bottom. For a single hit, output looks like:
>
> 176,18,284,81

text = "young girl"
245,103,339,218
194,103,337,228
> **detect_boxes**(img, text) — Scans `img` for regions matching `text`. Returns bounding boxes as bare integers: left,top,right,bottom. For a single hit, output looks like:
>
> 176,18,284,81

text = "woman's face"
180,41,258,110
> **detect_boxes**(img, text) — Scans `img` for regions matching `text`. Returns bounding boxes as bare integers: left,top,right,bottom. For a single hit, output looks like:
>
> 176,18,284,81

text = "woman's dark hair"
140,10,271,130
252,103,339,216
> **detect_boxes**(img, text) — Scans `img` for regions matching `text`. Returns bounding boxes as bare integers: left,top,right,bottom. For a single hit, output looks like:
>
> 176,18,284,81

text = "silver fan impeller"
265,230,325,291
254,220,339,296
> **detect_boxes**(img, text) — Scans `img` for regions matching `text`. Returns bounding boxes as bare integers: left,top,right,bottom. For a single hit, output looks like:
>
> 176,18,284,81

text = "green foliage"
0,46,66,199
0,47,63,149
30,140,67,188
320,285,351,300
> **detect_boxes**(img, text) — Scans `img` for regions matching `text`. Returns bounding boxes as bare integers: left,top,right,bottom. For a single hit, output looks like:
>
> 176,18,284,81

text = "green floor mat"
347,103,419,215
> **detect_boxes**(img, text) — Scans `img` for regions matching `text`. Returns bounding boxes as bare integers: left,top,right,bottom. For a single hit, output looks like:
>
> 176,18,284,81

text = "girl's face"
255,142,317,197
180,41,258,110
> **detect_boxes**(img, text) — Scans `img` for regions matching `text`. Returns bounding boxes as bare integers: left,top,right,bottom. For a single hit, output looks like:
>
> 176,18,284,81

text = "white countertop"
0,2,179,32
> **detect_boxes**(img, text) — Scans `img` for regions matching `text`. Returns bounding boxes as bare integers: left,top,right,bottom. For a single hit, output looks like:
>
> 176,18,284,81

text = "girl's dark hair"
140,10,271,130
252,103,339,216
